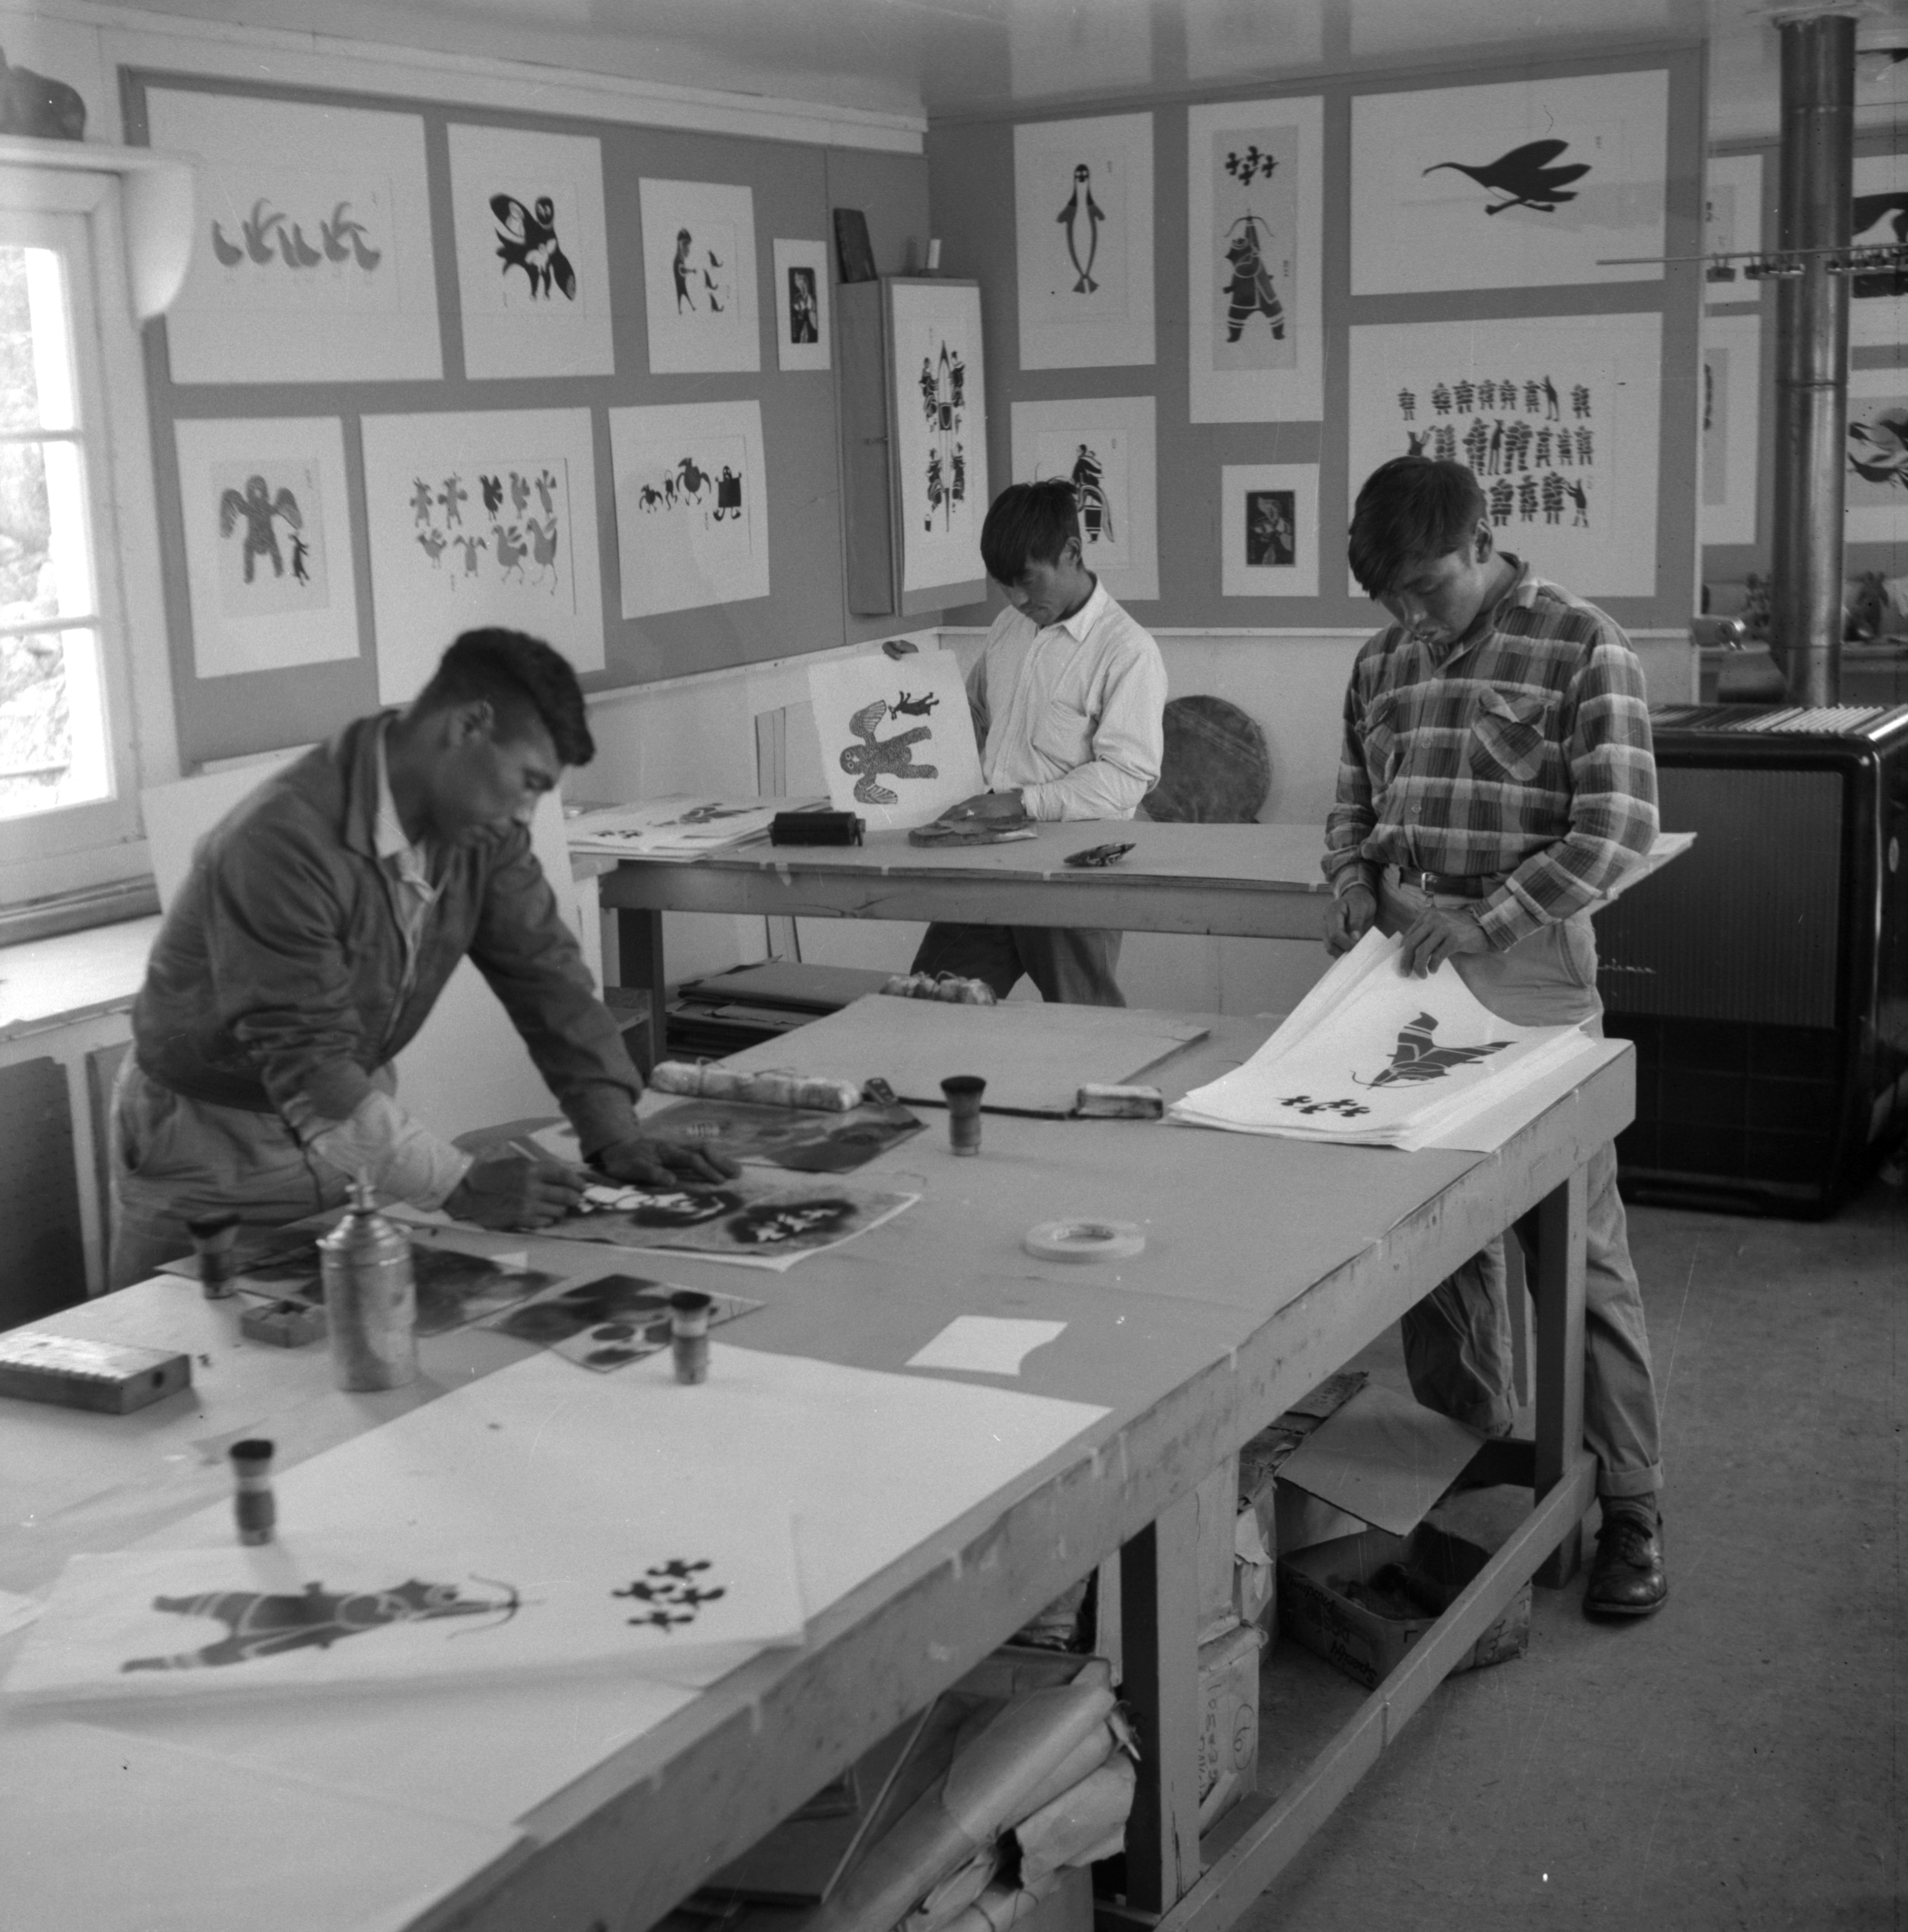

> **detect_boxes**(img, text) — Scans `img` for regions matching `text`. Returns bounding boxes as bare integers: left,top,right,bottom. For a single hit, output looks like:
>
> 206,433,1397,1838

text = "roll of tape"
1023,1220,1146,1264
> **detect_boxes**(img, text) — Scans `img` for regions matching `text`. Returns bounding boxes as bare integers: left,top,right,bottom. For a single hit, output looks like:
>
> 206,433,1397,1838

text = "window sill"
0,908,156,1044
0,875,160,949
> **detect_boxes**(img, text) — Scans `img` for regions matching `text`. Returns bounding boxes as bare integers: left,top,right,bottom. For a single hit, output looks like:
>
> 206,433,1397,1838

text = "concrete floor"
1240,1177,1907,1932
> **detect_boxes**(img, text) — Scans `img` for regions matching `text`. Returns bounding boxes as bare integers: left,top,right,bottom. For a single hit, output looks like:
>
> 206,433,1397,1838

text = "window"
0,168,168,928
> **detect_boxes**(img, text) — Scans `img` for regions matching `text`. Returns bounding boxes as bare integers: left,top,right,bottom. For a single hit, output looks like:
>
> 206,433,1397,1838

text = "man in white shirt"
910,479,1167,1005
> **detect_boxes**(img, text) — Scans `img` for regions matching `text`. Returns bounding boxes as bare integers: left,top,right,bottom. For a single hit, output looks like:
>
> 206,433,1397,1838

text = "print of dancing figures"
1391,373,1597,532
630,446,746,525
411,461,565,591
1211,124,1299,371
919,338,969,532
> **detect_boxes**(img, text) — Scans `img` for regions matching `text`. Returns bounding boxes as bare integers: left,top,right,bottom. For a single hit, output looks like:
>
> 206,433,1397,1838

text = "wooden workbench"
0,1012,1622,1932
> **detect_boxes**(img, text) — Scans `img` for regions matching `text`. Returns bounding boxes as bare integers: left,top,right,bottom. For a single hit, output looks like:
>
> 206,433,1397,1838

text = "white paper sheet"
807,649,985,831
1350,71,1669,296
1220,461,1318,599
1011,397,1158,603
0,1717,520,1932
1346,313,1663,599
147,90,441,385
567,795,790,859
1702,312,1761,548
906,1318,1067,1377
1704,152,1762,308
891,281,989,597
449,123,613,380
358,407,605,702
1187,96,1323,423
773,237,831,372
1014,112,1155,371
639,178,761,375
609,398,771,619
173,416,360,679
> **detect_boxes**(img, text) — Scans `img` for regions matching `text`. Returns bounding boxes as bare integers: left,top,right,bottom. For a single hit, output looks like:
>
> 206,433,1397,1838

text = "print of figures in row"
409,466,565,590
918,339,970,533
1385,374,1598,530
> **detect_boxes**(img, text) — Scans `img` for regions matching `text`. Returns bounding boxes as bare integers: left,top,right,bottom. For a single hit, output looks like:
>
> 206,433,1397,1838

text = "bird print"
838,699,938,807
1422,139,1591,216
1356,1013,1510,1089
1056,161,1105,294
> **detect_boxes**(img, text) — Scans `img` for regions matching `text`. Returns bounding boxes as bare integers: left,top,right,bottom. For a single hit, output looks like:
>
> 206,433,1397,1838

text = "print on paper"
148,91,440,384
1421,141,1591,218
1358,1011,1509,1088
915,337,971,534
1220,462,1318,599
1845,370,1908,541
1703,153,1762,303
215,463,325,614
610,400,770,619
491,193,574,300
360,409,604,702
488,1273,759,1372
1245,490,1294,567
1034,429,1126,562
808,649,986,832
1015,113,1155,370
788,265,818,341
1207,121,1298,372
841,692,941,806
772,238,831,372
890,282,988,598
1012,396,1157,601
640,179,760,375
1700,312,1762,546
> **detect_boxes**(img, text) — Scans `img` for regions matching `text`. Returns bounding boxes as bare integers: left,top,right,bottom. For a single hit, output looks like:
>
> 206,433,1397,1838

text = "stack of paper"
1169,930,1598,1152
567,795,820,861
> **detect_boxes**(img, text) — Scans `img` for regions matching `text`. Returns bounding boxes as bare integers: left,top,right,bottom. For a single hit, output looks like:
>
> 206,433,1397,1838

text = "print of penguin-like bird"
1422,139,1591,216
1056,162,1104,294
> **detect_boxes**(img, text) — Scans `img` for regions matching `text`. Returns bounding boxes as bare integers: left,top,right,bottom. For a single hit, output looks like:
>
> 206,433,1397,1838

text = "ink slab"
0,1332,192,1414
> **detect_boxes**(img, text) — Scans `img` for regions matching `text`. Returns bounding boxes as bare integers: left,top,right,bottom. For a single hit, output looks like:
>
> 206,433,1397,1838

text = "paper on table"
1274,1384,1483,1538
905,1318,1067,1377
0,1717,520,1932
0,1589,40,1641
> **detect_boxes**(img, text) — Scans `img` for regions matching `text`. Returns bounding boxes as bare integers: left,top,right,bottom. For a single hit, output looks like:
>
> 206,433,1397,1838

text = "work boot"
1584,1499,1667,1619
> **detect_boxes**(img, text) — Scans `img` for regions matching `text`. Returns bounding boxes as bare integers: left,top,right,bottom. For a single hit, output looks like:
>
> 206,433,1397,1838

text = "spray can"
319,1179,417,1391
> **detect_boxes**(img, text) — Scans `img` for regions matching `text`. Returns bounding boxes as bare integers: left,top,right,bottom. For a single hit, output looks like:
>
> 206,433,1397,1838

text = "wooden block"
0,1331,191,1414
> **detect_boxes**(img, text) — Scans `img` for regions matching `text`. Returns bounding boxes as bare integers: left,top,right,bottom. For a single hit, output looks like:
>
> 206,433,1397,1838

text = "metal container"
319,1180,417,1390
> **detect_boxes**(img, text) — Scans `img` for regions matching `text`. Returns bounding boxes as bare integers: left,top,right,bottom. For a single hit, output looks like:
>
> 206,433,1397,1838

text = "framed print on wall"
639,178,761,376
1010,395,1158,602
1701,312,1761,548
1845,365,1908,543
888,278,989,611
1221,462,1318,599
772,238,830,372
1187,95,1323,423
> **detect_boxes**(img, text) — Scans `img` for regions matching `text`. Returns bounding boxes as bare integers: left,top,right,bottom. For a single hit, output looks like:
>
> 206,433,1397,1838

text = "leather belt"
1391,866,1493,899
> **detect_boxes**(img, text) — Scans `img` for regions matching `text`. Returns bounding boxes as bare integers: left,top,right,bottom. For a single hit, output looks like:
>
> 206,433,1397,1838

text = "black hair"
1346,457,1488,597
980,479,1082,586
415,628,594,767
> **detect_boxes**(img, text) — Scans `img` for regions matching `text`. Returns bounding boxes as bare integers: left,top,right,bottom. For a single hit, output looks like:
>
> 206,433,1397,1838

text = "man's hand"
1397,903,1493,977
592,1135,741,1188
942,789,1028,823
1325,885,1378,956
444,1152,586,1230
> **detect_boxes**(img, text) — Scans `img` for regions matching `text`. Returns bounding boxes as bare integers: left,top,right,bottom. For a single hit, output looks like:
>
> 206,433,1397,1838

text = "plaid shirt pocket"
1469,688,1553,784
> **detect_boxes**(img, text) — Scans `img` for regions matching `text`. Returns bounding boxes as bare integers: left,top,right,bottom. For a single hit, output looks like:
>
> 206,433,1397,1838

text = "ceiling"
97,0,1908,138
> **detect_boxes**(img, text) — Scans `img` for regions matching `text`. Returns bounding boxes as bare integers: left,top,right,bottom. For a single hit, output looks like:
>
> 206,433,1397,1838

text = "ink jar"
319,1180,418,1391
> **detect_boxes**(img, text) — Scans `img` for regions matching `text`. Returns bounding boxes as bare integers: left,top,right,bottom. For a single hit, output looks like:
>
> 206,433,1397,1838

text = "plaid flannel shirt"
1322,560,1658,950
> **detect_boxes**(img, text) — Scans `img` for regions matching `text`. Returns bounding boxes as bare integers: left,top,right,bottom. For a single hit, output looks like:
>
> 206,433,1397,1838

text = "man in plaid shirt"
1323,456,1667,1618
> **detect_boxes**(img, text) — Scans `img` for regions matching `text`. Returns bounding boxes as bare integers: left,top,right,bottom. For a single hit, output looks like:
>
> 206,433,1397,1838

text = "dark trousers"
909,923,1126,1006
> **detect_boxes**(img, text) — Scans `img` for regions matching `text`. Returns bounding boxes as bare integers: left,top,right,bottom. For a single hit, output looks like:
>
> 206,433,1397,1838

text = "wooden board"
723,995,1210,1115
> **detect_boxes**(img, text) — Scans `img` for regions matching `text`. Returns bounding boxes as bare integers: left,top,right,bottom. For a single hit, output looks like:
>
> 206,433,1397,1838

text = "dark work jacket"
133,712,642,1155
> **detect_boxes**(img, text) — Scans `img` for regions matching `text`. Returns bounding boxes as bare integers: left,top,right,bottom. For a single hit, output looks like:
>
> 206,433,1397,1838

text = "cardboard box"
1196,1622,1263,1828
1277,1524,1529,1691
1193,1454,1240,1643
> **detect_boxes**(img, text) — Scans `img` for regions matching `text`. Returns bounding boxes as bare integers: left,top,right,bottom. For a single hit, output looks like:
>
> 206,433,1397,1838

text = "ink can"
188,1211,241,1301
319,1181,418,1391
230,1438,276,1545
670,1290,713,1384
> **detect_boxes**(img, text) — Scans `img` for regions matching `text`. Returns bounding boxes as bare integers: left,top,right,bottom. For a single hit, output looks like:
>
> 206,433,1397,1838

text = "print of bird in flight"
1423,139,1591,215
1356,1013,1510,1089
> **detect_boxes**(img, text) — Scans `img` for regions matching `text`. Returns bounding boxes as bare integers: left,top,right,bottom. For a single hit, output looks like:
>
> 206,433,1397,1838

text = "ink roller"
1074,1083,1164,1120
770,809,863,846
649,1061,864,1113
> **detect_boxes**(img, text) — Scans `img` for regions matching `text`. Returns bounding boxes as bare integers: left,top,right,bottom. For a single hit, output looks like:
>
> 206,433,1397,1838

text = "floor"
1240,1177,1907,1932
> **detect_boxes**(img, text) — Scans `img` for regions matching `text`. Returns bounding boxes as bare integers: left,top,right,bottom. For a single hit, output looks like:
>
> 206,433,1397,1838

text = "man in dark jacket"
113,628,731,1287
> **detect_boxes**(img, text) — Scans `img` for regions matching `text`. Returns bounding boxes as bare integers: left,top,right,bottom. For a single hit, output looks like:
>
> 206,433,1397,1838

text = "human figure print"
672,227,695,312
1245,489,1295,568
219,475,302,585
838,698,939,806
713,466,743,520
290,533,310,585
411,478,435,525
490,192,575,300
452,531,486,576
1567,477,1590,526
1221,214,1285,343
788,265,819,343
439,474,468,528
1069,443,1116,545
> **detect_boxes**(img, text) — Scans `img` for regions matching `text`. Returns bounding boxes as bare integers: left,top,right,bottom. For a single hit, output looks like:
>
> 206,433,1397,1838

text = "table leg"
616,907,666,1073
1118,1490,1203,1915
1529,1166,1589,1588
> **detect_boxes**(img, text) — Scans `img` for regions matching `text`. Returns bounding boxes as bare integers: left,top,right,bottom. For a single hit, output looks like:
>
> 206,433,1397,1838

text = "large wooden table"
0,1012,1624,1932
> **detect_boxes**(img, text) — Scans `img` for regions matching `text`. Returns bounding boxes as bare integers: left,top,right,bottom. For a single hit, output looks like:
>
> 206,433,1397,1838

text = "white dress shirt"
970,578,1167,821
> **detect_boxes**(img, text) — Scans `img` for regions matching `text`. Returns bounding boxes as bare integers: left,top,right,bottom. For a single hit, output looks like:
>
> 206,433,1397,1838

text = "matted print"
806,648,985,832
358,408,604,702
448,123,613,380
1347,313,1663,598
1221,461,1318,598
609,399,771,619
1845,365,1908,542
639,178,760,375
890,280,989,601
1349,70,1669,296
1188,95,1323,422
1702,312,1761,547
1011,395,1158,601
772,238,831,372
1703,152,1763,308
146,89,440,385
1014,112,1155,370
174,416,358,678
1850,152,1908,350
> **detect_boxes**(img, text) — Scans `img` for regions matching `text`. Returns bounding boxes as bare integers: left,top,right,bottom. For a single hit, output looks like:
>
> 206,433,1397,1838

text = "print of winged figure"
1355,1012,1511,1088
838,698,938,807
121,1575,520,1672
1422,139,1591,216
1848,408,1908,490
219,474,302,584
1221,213,1285,343
491,192,575,300
1057,161,1104,293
